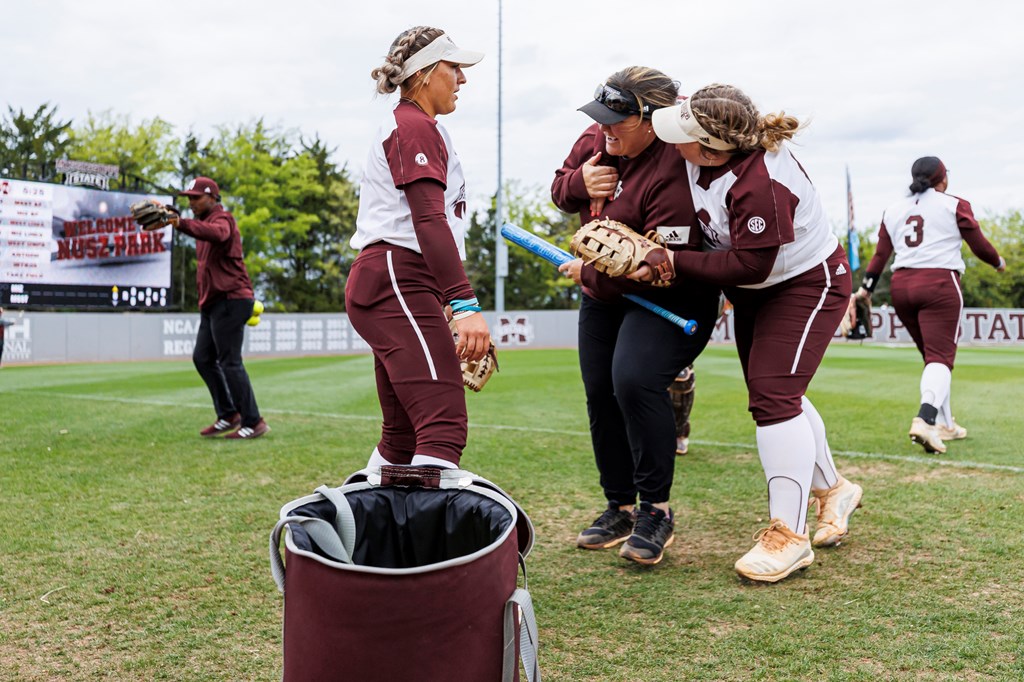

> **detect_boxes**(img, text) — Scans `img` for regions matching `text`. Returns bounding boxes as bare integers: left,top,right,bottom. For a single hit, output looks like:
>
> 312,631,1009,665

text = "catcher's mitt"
130,200,179,231
569,219,675,284
447,314,499,392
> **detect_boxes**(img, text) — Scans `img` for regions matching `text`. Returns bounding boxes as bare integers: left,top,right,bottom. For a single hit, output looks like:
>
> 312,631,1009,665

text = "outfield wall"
1,307,1022,365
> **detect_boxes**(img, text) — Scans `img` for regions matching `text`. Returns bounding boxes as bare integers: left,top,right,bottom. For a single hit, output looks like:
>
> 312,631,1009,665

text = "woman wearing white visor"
625,83,864,583
346,27,491,471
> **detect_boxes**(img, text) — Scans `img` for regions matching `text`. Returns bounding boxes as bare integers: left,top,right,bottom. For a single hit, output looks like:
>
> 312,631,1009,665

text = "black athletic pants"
578,286,718,505
193,297,262,428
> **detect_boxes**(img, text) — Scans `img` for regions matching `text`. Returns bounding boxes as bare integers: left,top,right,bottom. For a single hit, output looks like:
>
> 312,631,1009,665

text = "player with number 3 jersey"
856,156,1004,454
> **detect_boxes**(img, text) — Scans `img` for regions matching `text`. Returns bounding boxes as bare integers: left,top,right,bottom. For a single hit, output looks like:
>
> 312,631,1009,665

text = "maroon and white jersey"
688,147,838,289
879,188,978,273
351,100,470,257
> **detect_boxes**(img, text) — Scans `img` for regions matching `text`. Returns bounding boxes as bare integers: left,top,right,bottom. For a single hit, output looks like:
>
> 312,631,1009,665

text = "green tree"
0,104,72,181
962,210,1023,307
465,181,579,310
183,121,325,310
68,112,177,191
262,136,359,312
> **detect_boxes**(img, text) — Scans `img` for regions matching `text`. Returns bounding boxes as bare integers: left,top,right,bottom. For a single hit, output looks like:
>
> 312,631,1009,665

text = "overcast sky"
4,0,1022,238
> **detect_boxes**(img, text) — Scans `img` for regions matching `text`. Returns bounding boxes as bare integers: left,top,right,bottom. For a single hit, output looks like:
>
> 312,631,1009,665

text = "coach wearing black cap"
551,67,720,566
166,176,269,439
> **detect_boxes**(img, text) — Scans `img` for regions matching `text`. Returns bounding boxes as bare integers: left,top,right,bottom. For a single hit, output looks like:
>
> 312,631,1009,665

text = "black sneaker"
576,504,636,550
620,502,674,565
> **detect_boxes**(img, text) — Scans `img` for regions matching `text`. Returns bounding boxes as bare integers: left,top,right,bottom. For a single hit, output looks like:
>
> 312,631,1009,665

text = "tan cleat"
909,417,946,454
936,420,967,441
734,519,814,583
810,477,863,547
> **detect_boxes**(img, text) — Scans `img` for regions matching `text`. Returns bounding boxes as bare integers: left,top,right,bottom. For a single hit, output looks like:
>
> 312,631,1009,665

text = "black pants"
578,286,718,504
193,298,261,427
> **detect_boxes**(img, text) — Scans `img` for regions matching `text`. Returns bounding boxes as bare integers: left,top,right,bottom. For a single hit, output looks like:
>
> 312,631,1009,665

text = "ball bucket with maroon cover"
270,465,539,682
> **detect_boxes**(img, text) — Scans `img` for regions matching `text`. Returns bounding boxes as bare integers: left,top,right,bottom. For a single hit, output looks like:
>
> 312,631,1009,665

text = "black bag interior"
289,488,513,569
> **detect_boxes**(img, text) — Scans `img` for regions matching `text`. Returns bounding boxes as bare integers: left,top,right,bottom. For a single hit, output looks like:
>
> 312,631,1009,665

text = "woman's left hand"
558,259,584,285
453,312,491,363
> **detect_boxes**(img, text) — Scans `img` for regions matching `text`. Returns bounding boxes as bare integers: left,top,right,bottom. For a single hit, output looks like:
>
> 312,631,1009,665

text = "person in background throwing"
345,26,489,471
627,83,864,582
164,177,269,439
856,156,1005,454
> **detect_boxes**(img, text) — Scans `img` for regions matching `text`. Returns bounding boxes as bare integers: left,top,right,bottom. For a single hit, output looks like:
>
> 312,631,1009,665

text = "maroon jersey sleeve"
953,197,1001,268
672,246,778,287
177,212,233,243
727,155,797,250
861,223,894,291
551,125,605,213
404,178,474,303
384,104,449,190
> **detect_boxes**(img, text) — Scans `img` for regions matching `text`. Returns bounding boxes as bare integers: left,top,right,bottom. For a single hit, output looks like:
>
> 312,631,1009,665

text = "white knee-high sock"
802,396,840,491
920,363,952,408
411,454,458,469
755,414,815,534
366,447,393,468
938,392,954,428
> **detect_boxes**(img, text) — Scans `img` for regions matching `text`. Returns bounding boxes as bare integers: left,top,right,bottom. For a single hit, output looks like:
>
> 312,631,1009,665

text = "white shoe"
675,436,689,456
909,417,946,454
734,519,814,583
936,420,967,441
810,477,863,547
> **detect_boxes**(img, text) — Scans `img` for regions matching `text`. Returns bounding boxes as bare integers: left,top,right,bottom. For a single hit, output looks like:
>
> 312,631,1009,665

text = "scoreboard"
0,178,172,309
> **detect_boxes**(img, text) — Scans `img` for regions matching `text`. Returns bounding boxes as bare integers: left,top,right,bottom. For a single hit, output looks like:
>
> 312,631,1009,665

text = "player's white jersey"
351,101,469,258
688,146,838,289
879,188,976,273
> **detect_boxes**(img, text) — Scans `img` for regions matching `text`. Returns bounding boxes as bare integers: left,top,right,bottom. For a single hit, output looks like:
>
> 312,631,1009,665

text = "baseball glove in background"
130,200,179,231
569,219,675,284
447,313,499,392
847,296,873,339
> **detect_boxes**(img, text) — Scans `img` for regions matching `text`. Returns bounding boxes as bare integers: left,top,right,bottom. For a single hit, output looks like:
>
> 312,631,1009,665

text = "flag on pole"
846,165,861,272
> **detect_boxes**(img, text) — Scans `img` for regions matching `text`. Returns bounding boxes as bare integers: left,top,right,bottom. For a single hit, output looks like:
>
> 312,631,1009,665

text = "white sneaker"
936,420,967,441
675,436,689,456
734,519,814,583
909,417,946,454
810,477,863,547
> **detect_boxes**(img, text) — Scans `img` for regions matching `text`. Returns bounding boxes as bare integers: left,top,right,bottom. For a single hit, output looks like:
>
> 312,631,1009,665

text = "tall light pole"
494,0,508,313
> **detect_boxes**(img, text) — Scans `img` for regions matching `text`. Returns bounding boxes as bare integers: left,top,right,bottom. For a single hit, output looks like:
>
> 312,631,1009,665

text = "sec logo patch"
747,216,766,234
415,153,428,166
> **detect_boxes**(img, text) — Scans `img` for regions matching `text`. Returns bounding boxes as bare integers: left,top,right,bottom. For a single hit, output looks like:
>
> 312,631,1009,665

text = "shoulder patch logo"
414,153,428,166
835,263,847,276
747,216,766,234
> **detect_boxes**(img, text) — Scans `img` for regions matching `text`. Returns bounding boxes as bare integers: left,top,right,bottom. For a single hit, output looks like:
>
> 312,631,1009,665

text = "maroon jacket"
176,204,254,309
552,124,704,300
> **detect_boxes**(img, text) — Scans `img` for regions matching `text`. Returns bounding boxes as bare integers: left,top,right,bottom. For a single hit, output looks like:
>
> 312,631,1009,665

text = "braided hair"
688,84,802,153
371,26,446,95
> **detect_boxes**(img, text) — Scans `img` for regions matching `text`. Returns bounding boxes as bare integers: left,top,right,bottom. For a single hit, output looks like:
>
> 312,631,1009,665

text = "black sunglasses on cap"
593,84,651,118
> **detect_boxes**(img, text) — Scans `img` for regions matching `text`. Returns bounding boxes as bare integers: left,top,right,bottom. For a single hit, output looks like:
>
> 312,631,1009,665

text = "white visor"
398,34,484,83
652,99,737,151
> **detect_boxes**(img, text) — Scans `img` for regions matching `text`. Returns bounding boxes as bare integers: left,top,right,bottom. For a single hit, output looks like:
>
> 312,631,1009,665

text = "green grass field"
1,344,1023,681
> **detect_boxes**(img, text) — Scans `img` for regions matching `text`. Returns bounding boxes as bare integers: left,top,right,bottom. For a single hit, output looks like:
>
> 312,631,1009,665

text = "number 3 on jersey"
904,215,924,247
